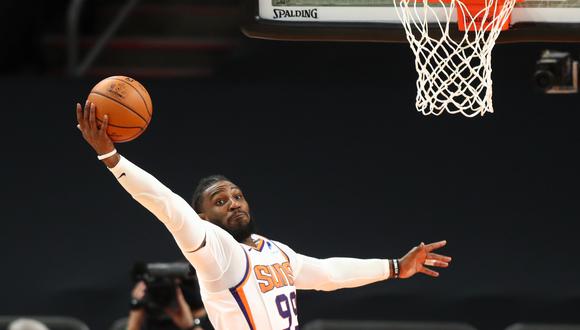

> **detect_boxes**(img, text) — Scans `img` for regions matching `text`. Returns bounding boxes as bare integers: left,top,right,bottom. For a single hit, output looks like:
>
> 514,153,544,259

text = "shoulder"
266,237,300,262
253,234,293,252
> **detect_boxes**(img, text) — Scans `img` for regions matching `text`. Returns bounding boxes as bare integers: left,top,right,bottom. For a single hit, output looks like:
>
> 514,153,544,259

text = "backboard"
242,0,580,43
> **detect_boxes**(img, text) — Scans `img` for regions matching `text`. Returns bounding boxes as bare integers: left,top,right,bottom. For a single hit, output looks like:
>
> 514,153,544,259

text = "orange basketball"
87,76,153,143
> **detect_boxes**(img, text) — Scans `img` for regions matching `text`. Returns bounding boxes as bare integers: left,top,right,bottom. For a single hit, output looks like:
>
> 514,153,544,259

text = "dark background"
0,1,579,330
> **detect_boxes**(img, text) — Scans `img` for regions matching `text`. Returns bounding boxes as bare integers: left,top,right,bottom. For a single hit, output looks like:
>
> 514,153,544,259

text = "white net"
394,0,518,117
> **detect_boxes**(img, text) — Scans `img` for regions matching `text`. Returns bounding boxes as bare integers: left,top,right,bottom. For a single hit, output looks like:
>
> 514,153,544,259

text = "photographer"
127,262,212,330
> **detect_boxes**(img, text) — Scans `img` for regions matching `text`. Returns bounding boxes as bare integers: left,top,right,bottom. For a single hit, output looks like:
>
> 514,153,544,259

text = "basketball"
87,76,153,143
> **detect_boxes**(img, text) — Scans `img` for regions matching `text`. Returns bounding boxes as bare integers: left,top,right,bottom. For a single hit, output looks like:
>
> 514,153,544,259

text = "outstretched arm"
280,240,451,291
76,101,246,291
294,255,391,291
76,101,205,251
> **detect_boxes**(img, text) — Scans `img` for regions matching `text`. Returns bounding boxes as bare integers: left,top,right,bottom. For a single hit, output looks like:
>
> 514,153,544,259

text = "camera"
131,262,199,317
533,50,578,94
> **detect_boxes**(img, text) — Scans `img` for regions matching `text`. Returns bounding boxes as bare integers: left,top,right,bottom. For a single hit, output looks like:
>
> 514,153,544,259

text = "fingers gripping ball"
87,76,153,142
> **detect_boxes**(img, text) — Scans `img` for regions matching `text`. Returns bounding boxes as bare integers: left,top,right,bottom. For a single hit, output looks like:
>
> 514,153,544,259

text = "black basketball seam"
90,90,149,124
108,77,152,118
96,119,144,142
96,118,145,129
115,133,142,142
115,134,141,143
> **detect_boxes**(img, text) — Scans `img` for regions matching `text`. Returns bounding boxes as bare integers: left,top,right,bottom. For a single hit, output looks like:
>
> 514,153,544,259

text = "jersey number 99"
275,292,298,330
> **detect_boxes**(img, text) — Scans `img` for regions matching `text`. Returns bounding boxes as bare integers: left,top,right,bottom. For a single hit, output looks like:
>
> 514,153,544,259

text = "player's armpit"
184,234,207,253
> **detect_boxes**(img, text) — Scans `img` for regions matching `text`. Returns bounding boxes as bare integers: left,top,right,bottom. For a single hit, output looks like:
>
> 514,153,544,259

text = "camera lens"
534,70,555,90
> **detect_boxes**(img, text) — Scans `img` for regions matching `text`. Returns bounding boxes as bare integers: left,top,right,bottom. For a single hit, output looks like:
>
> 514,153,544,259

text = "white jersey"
108,156,391,330
202,235,299,330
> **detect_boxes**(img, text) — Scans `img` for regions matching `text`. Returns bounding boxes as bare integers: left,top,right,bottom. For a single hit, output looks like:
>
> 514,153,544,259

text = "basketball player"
77,101,452,330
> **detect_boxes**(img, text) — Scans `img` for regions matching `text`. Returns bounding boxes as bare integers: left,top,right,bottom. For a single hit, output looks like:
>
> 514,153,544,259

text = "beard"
229,218,256,243
214,214,256,243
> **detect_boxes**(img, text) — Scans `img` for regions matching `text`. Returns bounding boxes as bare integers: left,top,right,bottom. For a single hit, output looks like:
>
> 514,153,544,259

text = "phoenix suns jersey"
201,234,299,330
108,156,391,330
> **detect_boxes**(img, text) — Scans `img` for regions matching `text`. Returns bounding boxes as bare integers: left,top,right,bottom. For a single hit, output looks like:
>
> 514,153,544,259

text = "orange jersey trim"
229,249,257,330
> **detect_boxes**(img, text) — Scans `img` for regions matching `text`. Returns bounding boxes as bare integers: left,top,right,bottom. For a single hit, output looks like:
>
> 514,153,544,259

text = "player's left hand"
398,240,451,278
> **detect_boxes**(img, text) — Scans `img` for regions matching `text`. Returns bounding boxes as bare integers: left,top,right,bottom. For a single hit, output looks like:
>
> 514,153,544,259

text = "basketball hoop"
394,0,522,117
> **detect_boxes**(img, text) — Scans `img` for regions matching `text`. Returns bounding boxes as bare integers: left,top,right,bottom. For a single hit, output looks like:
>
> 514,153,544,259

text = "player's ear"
198,212,208,220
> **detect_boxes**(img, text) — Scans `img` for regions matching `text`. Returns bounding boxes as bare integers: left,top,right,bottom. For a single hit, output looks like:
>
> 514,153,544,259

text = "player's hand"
76,101,115,155
164,287,195,330
398,240,451,278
